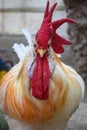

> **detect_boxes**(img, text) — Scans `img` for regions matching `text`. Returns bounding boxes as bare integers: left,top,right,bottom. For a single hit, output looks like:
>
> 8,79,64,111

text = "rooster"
0,1,85,130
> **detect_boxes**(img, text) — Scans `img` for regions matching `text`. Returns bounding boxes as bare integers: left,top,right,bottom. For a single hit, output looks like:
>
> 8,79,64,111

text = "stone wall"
0,0,66,35
64,0,87,87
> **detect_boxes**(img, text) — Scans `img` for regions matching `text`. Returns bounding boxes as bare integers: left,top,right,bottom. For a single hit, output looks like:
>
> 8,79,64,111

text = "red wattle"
32,54,50,100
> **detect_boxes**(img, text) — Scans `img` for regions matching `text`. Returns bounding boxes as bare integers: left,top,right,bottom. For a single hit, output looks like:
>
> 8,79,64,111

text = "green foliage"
0,111,9,130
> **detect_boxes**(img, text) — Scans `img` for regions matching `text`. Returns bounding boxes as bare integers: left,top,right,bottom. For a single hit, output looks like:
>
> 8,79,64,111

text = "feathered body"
0,52,84,130
0,1,85,130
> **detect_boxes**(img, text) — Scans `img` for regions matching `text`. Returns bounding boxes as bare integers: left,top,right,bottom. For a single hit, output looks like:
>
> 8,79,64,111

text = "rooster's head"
35,1,76,58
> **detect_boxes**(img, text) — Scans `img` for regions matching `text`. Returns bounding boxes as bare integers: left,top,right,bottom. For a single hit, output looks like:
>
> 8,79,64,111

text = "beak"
37,49,46,58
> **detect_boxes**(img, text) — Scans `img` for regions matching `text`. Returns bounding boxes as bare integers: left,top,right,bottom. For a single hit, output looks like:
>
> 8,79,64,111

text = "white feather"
12,29,34,61
70,73,85,100
12,43,30,61
57,54,62,58
22,28,33,47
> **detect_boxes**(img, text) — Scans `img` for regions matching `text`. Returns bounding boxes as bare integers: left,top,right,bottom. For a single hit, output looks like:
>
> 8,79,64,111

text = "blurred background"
0,0,87,130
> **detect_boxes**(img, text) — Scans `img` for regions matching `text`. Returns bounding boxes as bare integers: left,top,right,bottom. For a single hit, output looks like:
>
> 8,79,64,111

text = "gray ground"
67,102,87,130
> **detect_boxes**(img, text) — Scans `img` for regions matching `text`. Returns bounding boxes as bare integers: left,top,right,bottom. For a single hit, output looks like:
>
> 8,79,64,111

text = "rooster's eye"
47,45,50,48
34,44,36,48
34,53,36,57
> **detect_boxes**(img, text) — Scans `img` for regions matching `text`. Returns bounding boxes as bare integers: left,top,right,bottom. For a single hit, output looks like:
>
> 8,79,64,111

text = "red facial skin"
31,1,77,100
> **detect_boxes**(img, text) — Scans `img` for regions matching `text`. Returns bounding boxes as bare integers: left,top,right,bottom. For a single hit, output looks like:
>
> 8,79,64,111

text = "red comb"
43,1,49,18
35,1,77,54
52,18,77,30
